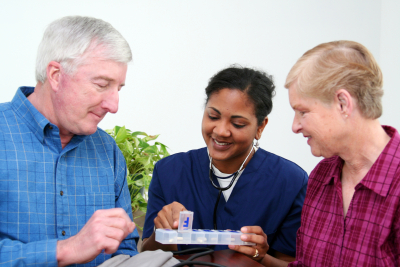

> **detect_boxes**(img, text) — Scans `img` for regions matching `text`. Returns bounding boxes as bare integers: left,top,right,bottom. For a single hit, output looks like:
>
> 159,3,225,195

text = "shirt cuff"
25,239,58,267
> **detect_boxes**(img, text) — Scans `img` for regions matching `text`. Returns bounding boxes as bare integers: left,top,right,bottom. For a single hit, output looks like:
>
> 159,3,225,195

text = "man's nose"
102,89,119,113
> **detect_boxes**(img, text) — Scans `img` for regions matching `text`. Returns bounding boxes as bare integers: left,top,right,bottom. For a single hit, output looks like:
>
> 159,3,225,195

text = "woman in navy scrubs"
141,66,308,266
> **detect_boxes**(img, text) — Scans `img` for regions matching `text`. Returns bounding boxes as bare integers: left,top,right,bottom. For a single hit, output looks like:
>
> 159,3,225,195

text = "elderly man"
0,16,138,266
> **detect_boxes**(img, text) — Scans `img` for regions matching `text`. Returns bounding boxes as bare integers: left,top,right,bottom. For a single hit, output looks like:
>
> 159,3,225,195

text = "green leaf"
115,126,129,143
131,131,148,137
138,139,150,149
124,140,134,154
155,142,170,156
143,134,159,142
114,126,122,135
133,179,145,188
143,145,157,154
138,203,147,213
132,137,140,148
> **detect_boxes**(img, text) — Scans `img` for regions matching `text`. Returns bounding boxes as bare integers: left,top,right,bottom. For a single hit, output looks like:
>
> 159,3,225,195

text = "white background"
0,1,399,174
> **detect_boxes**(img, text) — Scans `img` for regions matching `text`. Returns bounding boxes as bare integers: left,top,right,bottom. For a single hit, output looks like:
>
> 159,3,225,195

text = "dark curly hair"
205,66,276,126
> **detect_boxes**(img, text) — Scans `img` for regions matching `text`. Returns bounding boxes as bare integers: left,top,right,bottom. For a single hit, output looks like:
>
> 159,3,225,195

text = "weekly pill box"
155,229,255,245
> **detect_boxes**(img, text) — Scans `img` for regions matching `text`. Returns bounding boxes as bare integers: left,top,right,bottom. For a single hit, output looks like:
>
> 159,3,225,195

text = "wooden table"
174,249,264,267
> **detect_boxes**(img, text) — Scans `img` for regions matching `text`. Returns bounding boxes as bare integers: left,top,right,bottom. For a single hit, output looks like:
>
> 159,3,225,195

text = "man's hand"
154,201,187,229
56,208,135,267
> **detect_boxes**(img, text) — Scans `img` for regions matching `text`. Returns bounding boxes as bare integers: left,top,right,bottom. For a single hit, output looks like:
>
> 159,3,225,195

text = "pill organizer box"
155,229,255,245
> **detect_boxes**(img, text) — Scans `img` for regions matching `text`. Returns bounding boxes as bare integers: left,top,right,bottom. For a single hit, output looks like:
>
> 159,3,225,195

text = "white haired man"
0,16,138,266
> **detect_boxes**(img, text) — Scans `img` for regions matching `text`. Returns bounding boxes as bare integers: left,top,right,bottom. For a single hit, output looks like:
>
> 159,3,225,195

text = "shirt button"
49,125,53,130
62,230,66,236
60,191,64,196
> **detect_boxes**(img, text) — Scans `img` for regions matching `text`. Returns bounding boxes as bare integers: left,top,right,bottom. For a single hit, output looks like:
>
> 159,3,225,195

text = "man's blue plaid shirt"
0,87,139,266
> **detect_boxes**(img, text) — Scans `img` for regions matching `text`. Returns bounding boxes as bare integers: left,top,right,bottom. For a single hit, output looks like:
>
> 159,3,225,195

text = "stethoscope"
208,144,256,230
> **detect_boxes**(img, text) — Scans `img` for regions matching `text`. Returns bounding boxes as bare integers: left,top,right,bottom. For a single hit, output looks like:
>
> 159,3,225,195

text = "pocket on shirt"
85,192,115,221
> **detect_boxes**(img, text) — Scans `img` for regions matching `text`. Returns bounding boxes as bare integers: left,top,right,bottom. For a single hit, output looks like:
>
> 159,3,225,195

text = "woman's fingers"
154,202,187,229
229,225,270,262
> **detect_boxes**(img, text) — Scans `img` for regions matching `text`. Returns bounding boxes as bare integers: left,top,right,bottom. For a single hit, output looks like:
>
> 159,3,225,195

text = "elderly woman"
285,40,400,266
142,66,308,266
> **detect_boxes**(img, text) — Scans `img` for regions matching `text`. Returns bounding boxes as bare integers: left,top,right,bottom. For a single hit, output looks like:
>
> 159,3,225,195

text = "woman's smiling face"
202,88,267,173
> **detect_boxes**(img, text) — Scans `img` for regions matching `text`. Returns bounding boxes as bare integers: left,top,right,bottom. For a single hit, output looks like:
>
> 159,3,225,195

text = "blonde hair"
285,40,383,119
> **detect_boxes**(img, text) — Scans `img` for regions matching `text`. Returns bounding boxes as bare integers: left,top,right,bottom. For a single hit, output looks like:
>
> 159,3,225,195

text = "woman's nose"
292,115,302,134
213,121,231,137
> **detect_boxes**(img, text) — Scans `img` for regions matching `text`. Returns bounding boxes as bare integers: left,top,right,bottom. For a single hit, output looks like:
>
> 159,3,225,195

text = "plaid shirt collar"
10,86,88,148
322,125,400,198
11,86,50,144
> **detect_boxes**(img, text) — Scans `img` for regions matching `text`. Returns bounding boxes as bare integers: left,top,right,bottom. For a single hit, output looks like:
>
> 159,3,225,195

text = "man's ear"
335,89,353,118
255,117,269,140
46,61,62,92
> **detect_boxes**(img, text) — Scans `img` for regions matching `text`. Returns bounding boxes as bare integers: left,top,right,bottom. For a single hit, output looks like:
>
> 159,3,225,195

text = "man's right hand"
56,208,135,267
154,201,187,229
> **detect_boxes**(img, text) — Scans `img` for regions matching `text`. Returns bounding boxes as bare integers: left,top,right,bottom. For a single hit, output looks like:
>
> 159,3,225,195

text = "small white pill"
197,237,207,243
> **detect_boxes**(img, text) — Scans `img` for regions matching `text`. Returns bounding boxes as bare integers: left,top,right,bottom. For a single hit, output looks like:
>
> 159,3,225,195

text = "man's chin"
74,126,98,136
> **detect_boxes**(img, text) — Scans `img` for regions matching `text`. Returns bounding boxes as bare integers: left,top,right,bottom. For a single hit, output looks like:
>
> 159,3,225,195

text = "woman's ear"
46,61,62,92
335,89,353,118
255,117,268,140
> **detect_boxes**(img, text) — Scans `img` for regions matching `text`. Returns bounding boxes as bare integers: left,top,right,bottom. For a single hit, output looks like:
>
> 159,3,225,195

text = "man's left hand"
56,208,135,266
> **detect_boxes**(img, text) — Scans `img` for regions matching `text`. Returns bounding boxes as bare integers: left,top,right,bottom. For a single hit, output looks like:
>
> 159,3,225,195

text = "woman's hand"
228,226,269,262
153,201,187,229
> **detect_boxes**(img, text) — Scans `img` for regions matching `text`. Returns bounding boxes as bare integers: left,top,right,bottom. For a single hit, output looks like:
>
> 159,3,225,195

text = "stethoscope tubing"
209,145,255,229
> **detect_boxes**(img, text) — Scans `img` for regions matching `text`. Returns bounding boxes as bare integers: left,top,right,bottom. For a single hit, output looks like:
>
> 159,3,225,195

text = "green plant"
106,126,169,224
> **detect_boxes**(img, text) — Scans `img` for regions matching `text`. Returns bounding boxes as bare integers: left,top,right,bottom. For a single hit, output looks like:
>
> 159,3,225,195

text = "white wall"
380,0,400,131
0,0,398,174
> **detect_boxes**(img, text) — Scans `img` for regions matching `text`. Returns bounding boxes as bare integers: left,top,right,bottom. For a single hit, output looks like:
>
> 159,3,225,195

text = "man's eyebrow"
93,76,125,87
93,76,114,81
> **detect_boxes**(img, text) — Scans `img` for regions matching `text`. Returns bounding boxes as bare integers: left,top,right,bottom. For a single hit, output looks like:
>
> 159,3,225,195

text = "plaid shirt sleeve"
0,239,58,267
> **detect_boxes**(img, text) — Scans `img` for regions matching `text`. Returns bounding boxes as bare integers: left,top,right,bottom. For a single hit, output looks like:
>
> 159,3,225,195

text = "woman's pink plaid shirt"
290,126,400,266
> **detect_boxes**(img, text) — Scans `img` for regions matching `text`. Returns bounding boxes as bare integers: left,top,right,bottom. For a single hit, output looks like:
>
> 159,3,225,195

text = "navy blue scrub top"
143,147,308,257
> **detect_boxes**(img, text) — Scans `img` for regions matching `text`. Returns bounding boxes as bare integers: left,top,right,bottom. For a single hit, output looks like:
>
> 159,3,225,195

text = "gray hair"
35,16,132,83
